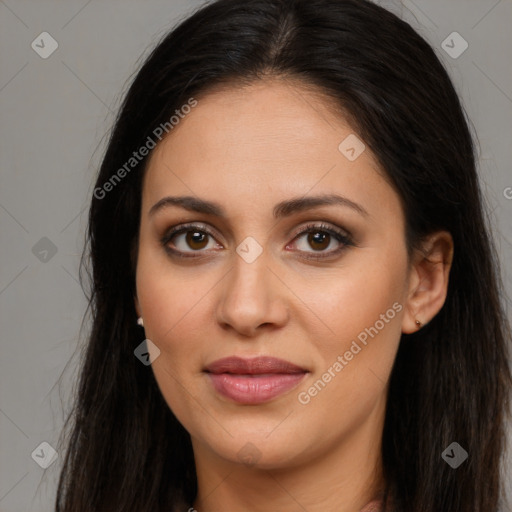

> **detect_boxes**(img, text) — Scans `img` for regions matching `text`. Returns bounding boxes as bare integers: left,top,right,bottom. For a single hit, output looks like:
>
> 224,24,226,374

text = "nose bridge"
230,231,271,290
226,244,273,309
216,239,288,334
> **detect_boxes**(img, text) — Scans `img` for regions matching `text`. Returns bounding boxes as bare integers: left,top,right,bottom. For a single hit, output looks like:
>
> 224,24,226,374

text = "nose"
215,250,289,338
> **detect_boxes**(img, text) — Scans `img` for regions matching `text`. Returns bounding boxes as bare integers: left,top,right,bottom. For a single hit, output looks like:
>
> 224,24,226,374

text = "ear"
402,231,454,334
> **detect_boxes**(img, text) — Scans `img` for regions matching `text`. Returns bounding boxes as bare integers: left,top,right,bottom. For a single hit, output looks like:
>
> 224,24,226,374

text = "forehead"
149,79,362,166
142,79,401,223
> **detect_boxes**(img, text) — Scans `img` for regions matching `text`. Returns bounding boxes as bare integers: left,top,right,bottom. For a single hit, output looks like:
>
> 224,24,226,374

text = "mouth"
204,356,309,404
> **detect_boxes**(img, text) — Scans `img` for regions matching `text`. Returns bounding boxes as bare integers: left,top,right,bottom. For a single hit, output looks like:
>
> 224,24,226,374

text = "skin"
134,78,453,512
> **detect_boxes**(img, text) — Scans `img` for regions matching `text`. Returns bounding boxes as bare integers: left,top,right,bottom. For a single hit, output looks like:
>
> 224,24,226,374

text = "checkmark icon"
236,236,263,263
442,442,468,468
32,236,58,263
31,441,58,469
134,339,161,366
441,32,468,59
31,31,58,59
237,442,262,467
338,134,365,161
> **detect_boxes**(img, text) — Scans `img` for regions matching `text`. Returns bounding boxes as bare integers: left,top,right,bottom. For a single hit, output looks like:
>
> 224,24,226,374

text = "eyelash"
160,222,354,260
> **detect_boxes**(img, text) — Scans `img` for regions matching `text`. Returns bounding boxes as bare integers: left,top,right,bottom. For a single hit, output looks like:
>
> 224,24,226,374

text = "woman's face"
135,79,413,470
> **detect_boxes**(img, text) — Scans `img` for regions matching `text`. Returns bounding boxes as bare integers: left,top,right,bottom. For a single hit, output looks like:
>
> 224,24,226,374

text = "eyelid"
290,221,352,243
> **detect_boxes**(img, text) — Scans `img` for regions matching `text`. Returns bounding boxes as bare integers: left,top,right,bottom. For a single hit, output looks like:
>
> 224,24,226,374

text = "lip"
204,356,309,404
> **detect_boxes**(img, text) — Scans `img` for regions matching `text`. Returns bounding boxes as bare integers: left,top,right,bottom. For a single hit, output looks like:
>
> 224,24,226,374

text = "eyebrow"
148,193,369,219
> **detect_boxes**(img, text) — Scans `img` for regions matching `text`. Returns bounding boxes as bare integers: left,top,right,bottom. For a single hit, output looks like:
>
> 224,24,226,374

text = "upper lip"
204,356,308,375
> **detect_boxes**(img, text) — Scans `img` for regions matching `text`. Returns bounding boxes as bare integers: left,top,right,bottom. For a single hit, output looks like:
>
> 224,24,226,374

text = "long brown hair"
55,1,512,510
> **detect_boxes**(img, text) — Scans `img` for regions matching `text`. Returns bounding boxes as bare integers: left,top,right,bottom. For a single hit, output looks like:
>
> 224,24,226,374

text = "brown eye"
307,231,331,251
185,230,209,250
289,222,354,259
161,221,353,260
161,223,221,256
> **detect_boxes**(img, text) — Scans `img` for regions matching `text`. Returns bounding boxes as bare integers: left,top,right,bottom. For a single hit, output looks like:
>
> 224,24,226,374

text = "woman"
55,0,512,511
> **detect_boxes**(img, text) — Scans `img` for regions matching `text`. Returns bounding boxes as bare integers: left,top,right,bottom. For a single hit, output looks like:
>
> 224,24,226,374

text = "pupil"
187,231,207,249
309,232,329,250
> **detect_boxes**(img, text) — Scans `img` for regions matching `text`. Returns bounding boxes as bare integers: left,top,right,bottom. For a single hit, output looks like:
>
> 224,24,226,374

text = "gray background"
1,0,511,510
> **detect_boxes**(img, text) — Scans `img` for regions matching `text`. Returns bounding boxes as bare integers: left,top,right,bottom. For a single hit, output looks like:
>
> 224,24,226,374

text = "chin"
198,425,315,470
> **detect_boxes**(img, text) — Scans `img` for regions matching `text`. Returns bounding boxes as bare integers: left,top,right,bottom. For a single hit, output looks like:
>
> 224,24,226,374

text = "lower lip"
207,372,307,404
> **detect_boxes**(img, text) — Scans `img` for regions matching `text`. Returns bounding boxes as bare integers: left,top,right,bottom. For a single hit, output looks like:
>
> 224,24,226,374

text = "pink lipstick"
204,356,308,404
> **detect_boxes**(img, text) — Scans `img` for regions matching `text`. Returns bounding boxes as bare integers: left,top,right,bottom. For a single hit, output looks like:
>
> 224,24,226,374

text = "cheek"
295,250,407,353
138,275,209,359
136,237,209,339
136,258,209,425
292,251,407,419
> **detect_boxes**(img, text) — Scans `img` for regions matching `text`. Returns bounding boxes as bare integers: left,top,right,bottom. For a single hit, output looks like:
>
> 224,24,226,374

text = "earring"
137,317,144,327
415,319,423,328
